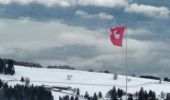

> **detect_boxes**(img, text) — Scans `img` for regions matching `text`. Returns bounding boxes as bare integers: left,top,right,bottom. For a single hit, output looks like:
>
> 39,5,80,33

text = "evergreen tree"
152,92,156,100
0,79,3,88
0,82,54,100
85,91,89,99
75,95,79,100
164,77,169,82
63,95,69,100
166,94,170,100
4,64,8,74
143,90,148,100
138,87,144,100
128,94,133,100
98,91,102,98
3,59,15,75
20,76,25,82
89,97,93,100
149,90,156,100
0,58,4,73
111,86,117,100
7,59,15,75
117,88,123,98
70,96,74,100
93,93,98,100
77,88,80,95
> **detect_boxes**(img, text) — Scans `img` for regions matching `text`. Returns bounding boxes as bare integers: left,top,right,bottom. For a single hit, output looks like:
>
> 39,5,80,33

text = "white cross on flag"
109,27,126,47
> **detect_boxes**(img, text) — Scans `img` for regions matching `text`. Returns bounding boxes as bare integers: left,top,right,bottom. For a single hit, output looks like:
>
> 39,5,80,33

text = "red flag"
110,27,126,47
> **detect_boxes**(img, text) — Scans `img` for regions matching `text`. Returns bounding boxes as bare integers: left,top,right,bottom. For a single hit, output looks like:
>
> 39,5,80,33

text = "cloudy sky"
0,0,170,77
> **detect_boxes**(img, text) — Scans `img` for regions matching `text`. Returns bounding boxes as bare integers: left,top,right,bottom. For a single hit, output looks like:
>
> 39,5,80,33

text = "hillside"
1,65,170,100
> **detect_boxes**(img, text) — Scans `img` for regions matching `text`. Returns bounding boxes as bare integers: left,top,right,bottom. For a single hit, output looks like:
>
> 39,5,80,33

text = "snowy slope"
1,65,170,100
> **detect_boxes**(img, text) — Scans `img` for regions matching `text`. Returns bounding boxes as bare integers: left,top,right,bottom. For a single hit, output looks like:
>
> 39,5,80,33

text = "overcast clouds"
0,0,170,77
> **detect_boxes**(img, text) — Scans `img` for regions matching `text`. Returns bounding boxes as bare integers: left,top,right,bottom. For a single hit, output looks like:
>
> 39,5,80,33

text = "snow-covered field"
1,65,170,100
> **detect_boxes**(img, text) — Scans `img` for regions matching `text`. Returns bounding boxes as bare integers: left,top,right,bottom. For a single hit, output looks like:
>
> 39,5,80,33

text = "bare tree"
25,77,30,86
113,73,118,80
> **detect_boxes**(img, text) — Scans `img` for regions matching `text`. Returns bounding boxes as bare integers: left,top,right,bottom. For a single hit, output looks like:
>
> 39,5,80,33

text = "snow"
1,65,170,100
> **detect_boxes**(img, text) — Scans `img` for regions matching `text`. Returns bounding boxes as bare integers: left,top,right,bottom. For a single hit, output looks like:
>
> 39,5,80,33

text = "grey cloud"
0,18,170,77
0,0,128,8
31,45,101,60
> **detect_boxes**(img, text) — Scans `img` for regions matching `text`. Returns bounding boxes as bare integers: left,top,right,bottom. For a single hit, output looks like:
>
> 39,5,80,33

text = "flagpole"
109,26,128,99
125,27,128,100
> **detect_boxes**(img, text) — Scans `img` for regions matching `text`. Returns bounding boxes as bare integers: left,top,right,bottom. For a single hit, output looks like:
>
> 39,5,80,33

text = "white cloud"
75,10,114,20
0,0,128,8
1,0,169,20
36,0,72,7
0,18,169,73
125,3,170,19
128,28,152,36
77,0,128,8
0,18,100,52
0,0,72,7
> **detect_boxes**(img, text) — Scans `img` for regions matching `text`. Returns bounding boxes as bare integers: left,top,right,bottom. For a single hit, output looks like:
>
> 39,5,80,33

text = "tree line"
0,79,53,100
59,86,164,100
1,58,42,68
1,57,78,70
0,58,15,75
47,65,75,70
59,91,103,100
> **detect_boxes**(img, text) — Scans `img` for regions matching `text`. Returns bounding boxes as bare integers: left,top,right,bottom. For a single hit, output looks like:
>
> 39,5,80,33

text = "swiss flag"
109,27,126,47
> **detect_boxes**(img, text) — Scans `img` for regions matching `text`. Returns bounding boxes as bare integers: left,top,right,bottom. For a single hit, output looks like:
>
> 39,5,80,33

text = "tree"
117,88,123,98
0,81,54,100
70,96,74,100
77,88,80,95
164,77,169,82
98,91,102,98
3,59,15,75
4,64,8,74
93,93,98,100
20,76,25,82
149,90,156,100
0,79,3,88
113,73,118,80
138,87,144,100
161,92,165,99
166,94,170,100
111,86,117,100
7,59,15,75
25,77,30,86
143,90,148,100
75,95,79,100
0,58,4,73
85,91,89,99
128,94,133,100
88,97,93,100
63,95,69,100
104,70,110,73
